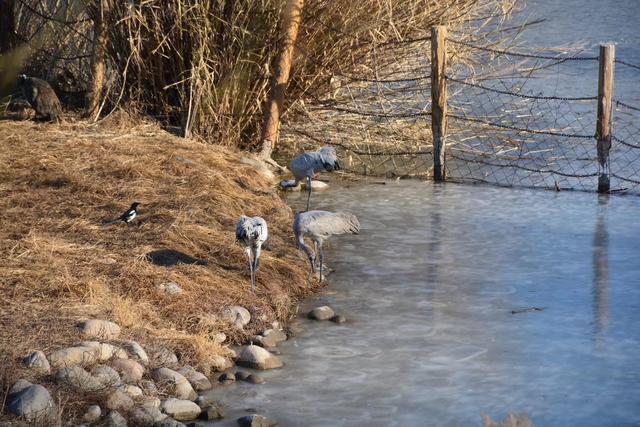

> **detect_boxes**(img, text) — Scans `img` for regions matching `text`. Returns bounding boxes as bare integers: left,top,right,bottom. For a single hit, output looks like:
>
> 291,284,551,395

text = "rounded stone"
49,345,98,368
177,366,212,391
6,383,55,423
105,390,134,411
218,372,235,383
22,351,51,375
153,368,197,400
330,315,347,324
234,371,250,381
161,398,202,421
307,306,335,321
237,345,283,370
120,340,149,365
78,319,121,340
112,358,145,383
83,405,101,423
221,306,251,328
246,374,265,384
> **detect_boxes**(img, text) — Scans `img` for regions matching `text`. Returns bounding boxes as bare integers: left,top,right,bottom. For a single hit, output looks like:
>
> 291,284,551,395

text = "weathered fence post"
596,44,615,193
431,25,448,181
85,0,111,122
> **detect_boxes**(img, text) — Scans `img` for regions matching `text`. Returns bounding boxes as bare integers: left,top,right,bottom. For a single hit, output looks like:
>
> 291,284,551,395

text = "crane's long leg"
246,248,256,290
305,176,312,211
252,245,262,290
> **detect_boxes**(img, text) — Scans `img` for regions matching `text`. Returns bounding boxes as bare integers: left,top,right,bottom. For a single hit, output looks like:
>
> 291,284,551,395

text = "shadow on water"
592,195,609,343
146,249,208,266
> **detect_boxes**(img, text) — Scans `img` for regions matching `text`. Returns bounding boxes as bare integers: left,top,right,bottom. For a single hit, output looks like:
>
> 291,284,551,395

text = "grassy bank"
0,117,312,408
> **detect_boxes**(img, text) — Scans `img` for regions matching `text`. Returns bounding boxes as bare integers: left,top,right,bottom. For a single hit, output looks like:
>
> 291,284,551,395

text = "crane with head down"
281,146,341,211
293,210,359,282
236,215,268,290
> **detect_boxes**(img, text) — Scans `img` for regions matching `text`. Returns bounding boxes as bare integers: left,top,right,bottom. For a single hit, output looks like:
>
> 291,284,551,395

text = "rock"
199,405,223,421
131,406,168,425
221,306,251,328
157,282,183,295
211,332,226,344
149,347,179,367
261,329,287,344
22,351,51,375
240,156,277,183
84,405,102,423
204,355,232,373
254,335,276,348
55,366,103,392
246,374,265,384
330,315,347,324
140,396,162,408
267,347,281,355
121,340,149,365
237,345,283,370
307,306,335,321
9,379,33,395
119,384,143,397
105,390,135,411
193,396,215,410
141,379,159,395
112,358,145,383
237,414,277,427
177,366,212,391
279,179,302,192
91,364,121,388
304,180,329,191
103,410,127,427
218,372,235,383
81,341,128,362
78,319,121,340
153,368,197,400
155,418,186,427
235,371,250,381
49,345,98,368
161,398,201,421
6,383,55,423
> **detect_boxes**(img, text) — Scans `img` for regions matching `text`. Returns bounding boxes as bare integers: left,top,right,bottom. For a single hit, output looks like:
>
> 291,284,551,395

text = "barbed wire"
615,59,640,71
448,114,594,138
447,38,599,61
612,173,640,185
447,76,597,101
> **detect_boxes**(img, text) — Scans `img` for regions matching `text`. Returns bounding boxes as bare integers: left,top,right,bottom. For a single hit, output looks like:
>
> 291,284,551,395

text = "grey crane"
17,74,62,122
293,210,359,282
281,146,341,211
236,215,269,290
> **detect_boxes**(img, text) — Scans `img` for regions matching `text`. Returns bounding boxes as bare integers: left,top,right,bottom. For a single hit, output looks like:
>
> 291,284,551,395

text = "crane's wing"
296,210,359,237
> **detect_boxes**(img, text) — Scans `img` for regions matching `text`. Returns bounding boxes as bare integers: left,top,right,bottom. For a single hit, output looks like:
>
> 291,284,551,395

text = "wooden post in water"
596,44,615,193
431,26,448,182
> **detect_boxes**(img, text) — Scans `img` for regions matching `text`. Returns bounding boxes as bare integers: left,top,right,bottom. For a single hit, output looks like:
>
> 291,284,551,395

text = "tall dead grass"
5,0,518,147
0,117,311,373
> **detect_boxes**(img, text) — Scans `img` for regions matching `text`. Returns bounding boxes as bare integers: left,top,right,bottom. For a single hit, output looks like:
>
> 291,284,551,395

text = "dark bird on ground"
17,74,62,122
236,215,269,290
103,202,141,226
293,210,359,282
281,146,341,211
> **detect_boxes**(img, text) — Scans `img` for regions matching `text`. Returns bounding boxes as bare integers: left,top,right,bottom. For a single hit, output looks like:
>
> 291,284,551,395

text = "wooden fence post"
259,0,305,160
596,44,615,193
431,25,448,181
85,0,110,122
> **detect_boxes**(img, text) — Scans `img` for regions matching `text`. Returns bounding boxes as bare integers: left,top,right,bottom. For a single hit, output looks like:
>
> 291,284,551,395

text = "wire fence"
283,29,640,195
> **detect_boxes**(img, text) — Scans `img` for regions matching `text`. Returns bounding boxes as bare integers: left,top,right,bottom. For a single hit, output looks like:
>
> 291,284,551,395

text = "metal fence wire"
283,30,640,195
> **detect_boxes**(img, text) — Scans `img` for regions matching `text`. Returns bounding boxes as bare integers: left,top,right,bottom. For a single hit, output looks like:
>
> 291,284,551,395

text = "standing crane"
281,146,341,211
235,216,269,290
293,210,359,282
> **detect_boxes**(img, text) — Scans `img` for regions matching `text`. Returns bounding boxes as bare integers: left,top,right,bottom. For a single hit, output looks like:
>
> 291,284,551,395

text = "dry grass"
0,115,312,376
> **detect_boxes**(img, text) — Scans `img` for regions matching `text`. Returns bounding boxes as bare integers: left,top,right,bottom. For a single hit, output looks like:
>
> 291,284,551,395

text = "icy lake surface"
207,181,640,426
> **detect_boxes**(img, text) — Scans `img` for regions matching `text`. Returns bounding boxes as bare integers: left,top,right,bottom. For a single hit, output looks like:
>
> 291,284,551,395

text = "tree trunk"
85,0,110,121
259,0,304,160
0,0,15,54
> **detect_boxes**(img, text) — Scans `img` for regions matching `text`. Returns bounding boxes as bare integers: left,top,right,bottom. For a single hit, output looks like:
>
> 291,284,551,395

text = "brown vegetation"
0,116,312,378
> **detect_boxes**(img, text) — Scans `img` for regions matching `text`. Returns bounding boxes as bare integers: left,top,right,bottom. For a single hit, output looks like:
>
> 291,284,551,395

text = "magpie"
103,202,140,226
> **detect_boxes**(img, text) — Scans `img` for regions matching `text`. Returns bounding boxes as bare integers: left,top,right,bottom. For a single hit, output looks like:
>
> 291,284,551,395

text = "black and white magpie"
103,202,140,226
